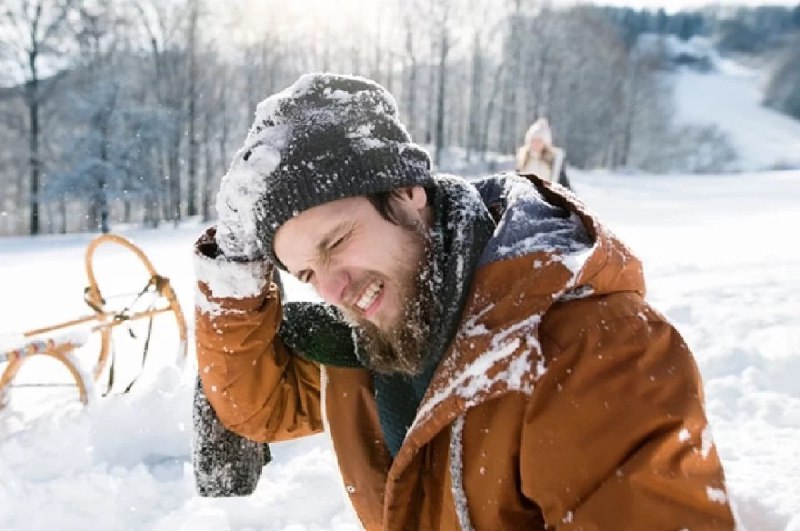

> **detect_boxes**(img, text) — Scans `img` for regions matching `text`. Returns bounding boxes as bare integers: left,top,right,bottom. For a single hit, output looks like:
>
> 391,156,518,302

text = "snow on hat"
216,73,433,266
523,118,553,147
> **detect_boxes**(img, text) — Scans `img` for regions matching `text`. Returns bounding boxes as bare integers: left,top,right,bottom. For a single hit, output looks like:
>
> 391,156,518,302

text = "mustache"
351,229,438,376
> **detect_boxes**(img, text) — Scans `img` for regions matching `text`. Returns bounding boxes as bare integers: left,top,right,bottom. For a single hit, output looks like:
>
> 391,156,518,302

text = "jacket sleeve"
194,230,324,443
521,307,735,529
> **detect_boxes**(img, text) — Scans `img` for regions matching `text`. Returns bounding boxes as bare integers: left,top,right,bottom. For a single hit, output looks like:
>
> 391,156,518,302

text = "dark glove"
197,224,266,263
192,376,271,497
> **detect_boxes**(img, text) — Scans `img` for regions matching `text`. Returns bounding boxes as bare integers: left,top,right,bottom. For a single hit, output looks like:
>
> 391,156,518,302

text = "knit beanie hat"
215,73,434,266
523,118,553,147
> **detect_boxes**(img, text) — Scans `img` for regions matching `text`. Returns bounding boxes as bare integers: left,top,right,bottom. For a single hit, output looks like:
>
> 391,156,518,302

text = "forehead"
273,195,371,265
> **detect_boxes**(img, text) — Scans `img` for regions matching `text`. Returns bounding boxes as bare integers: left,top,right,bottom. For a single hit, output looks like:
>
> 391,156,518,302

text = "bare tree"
402,16,418,137
186,0,200,217
764,34,800,120
466,31,483,160
133,0,189,224
0,0,78,234
434,24,450,166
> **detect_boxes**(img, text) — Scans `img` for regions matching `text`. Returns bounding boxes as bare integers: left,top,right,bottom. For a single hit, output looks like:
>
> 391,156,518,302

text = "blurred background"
0,0,799,236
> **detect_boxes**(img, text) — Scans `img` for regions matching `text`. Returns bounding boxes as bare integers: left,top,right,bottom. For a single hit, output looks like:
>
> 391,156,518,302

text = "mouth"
353,279,384,317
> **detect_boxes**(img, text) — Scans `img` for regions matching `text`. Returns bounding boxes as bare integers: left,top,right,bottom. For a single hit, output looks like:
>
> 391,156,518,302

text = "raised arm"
194,227,324,443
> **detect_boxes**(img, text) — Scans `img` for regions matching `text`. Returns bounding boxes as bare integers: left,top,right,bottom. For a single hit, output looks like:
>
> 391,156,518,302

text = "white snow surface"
1,168,799,529
673,63,800,171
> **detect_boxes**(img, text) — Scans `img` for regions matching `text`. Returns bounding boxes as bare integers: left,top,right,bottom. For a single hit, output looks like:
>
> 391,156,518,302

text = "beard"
344,223,439,376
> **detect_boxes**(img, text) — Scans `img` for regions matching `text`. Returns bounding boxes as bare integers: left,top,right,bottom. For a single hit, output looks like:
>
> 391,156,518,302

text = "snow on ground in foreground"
1,169,799,530
673,63,800,171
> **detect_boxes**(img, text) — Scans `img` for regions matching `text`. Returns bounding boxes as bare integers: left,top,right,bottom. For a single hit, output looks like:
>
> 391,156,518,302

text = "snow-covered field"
1,168,798,530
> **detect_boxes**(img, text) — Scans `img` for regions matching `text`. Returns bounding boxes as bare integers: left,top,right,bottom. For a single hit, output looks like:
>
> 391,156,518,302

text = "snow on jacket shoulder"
194,175,734,530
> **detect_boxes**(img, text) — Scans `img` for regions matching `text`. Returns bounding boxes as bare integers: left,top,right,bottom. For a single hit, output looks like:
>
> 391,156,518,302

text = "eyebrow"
318,220,351,252
293,220,351,278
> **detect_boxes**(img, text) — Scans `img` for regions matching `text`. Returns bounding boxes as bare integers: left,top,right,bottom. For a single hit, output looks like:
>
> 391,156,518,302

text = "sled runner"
0,233,188,410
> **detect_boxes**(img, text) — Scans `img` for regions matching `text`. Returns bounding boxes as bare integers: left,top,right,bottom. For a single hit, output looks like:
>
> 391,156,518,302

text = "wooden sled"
1,233,188,409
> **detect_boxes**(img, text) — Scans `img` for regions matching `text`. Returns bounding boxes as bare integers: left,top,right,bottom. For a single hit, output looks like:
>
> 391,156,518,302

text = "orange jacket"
195,176,734,530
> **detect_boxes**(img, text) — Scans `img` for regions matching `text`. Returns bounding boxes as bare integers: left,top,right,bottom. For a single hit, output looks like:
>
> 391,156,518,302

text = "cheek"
384,230,425,280
348,229,417,276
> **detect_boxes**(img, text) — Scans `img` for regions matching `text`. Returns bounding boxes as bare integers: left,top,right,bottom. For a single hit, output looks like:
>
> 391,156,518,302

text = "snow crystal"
413,314,544,430
707,486,728,504
463,322,490,338
488,314,542,352
0,331,27,353
215,142,280,254
1,329,89,354
346,124,374,138
701,424,713,459
328,89,355,101
357,138,386,150
193,252,270,301
448,415,473,531
561,245,594,284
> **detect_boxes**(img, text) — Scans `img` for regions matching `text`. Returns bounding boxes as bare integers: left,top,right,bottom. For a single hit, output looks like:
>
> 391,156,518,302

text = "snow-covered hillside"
673,59,800,171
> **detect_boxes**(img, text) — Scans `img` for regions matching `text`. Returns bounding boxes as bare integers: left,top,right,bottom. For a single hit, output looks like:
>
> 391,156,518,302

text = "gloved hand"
197,225,264,263
216,221,264,261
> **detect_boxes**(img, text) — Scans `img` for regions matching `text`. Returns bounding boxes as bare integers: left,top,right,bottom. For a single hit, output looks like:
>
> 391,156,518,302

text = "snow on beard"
345,221,440,376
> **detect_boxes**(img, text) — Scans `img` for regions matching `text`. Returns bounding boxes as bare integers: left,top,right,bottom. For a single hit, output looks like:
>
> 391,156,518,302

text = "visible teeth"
355,281,382,310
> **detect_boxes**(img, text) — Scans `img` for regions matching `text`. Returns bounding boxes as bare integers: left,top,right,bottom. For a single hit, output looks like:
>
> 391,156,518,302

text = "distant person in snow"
191,73,734,530
516,117,572,189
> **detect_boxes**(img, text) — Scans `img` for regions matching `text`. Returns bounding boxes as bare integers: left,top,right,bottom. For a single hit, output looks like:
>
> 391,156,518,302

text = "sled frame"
0,233,188,408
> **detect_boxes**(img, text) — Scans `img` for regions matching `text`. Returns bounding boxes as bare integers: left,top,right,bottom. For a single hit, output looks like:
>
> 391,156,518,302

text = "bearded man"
192,73,735,530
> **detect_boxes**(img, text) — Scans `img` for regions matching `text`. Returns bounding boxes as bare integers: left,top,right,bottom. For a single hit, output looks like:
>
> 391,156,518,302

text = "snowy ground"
1,168,799,530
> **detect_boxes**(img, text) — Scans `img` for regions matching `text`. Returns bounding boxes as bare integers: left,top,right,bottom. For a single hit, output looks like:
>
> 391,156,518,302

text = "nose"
316,268,350,307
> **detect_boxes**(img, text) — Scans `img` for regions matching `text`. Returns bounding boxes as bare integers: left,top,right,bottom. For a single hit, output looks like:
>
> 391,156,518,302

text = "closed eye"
328,234,346,250
326,226,353,253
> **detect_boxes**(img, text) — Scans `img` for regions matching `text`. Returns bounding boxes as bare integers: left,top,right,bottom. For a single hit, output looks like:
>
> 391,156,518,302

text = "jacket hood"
391,173,646,470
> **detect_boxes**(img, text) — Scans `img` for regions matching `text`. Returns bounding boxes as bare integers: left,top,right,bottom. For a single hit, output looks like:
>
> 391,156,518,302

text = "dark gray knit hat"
216,73,433,266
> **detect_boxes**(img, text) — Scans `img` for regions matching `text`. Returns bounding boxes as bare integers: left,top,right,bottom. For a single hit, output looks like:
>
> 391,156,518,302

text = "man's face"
274,186,435,374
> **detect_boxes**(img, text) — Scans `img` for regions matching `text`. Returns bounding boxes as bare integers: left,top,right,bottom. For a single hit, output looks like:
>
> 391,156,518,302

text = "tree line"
0,0,797,236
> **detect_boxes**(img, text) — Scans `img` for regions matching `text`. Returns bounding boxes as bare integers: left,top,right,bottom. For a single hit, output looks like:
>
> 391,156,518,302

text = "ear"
392,186,428,211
